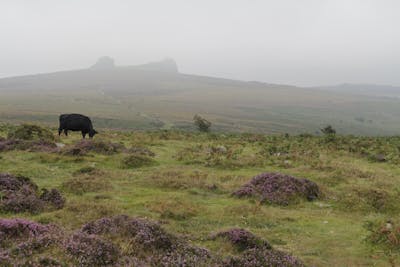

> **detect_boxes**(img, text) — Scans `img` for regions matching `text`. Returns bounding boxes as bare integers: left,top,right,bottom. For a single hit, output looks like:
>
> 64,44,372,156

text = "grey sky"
0,0,399,86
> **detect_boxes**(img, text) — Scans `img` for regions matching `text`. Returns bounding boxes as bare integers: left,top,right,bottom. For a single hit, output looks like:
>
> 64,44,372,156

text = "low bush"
365,219,400,251
0,218,61,265
63,139,124,156
339,187,398,214
175,143,264,169
0,173,65,214
0,138,57,152
65,232,120,266
7,124,54,141
212,228,304,267
81,215,212,265
232,172,320,205
127,146,156,157
122,153,156,168
211,228,271,251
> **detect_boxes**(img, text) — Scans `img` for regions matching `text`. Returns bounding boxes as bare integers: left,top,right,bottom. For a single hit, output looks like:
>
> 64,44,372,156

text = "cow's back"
59,114,93,131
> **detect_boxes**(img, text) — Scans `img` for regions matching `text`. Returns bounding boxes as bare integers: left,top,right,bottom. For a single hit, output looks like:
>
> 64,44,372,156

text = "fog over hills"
314,83,400,98
1,57,400,135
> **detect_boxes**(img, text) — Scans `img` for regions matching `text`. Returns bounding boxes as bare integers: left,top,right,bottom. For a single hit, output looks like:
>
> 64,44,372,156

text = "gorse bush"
193,114,212,132
365,219,400,252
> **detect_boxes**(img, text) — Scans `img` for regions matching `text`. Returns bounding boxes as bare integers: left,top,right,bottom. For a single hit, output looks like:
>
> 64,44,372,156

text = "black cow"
58,114,98,139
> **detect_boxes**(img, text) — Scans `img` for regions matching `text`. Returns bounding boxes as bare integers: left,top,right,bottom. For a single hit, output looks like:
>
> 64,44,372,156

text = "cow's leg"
82,132,86,139
58,128,62,136
64,129,68,136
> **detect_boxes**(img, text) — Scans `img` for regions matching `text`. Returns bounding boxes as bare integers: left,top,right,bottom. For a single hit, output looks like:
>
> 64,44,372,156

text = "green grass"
1,128,400,265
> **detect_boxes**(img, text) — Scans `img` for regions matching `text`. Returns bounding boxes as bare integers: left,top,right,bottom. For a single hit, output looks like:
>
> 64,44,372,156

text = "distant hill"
1,58,400,135
314,83,400,98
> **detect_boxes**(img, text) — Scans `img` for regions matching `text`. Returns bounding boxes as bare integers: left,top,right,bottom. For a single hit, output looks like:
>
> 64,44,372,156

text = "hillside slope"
1,59,400,135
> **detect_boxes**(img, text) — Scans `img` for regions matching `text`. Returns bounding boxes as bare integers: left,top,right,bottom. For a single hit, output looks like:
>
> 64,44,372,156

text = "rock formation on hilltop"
90,56,115,69
136,58,179,73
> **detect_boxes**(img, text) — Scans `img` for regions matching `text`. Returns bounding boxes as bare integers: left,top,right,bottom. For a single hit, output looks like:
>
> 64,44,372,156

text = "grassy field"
1,123,400,266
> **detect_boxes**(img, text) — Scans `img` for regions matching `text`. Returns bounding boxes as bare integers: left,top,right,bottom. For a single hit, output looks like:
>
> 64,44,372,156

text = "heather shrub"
39,188,65,209
0,138,57,152
81,215,212,265
65,232,120,266
7,124,54,141
122,154,156,168
1,185,45,213
0,218,51,241
232,172,320,205
0,218,62,264
0,173,65,214
63,139,124,156
224,247,305,267
211,228,271,251
211,228,304,267
0,173,38,192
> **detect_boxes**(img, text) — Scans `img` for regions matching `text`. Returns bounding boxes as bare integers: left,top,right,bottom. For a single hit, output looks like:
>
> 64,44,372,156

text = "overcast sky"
0,0,399,86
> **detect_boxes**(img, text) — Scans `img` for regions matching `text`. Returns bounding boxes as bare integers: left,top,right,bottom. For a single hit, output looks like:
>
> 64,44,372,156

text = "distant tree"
193,114,211,132
320,125,336,135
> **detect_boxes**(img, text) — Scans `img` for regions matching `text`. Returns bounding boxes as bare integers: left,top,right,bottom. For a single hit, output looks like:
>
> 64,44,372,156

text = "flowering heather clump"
0,218,51,241
225,247,305,267
63,139,124,156
233,172,320,205
0,218,62,264
82,215,175,251
0,173,65,213
64,232,120,266
1,185,45,213
0,138,57,152
81,215,212,265
212,228,271,251
0,173,38,192
212,228,304,267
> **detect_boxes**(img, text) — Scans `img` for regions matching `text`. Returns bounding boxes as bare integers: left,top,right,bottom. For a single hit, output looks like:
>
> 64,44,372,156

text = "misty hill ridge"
1,58,400,135
91,57,178,73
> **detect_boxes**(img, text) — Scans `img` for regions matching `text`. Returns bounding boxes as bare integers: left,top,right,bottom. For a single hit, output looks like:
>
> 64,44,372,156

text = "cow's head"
89,129,98,138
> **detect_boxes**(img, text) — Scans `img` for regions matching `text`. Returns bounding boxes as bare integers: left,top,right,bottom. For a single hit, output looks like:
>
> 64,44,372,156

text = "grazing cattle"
58,114,98,139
